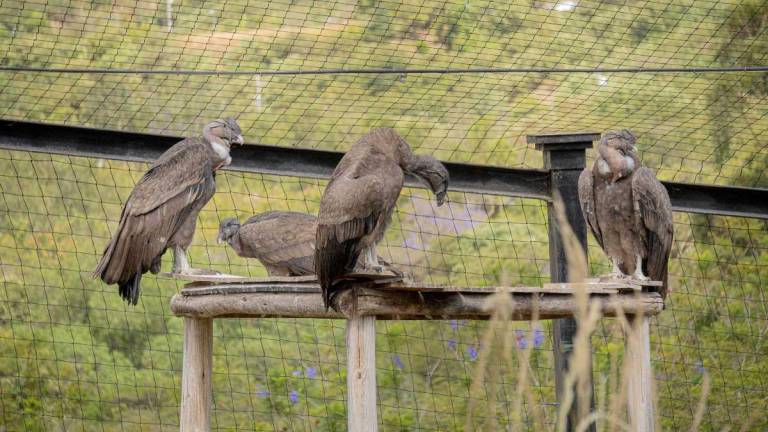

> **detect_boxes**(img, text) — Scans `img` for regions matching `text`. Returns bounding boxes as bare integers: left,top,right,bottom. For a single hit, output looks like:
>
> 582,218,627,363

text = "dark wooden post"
529,132,600,432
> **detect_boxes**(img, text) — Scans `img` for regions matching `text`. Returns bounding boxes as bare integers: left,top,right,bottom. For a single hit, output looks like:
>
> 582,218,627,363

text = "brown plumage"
578,130,674,297
94,118,243,304
315,128,449,309
218,211,317,276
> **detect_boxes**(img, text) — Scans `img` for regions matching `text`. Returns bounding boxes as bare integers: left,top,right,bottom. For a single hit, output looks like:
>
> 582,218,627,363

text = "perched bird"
217,211,317,276
218,211,401,278
315,128,449,308
94,118,244,304
578,130,674,297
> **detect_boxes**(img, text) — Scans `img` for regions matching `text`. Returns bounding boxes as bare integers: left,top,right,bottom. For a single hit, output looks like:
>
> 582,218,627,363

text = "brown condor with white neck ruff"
94,118,243,304
315,128,449,309
578,130,674,297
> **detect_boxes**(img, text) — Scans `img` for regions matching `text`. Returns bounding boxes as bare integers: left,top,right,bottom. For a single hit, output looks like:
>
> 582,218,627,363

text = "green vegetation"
0,0,767,430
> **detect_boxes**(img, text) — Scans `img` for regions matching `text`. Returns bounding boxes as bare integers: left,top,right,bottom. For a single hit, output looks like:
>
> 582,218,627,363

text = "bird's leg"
607,258,627,279
172,245,191,275
171,246,220,276
363,245,384,273
632,255,649,281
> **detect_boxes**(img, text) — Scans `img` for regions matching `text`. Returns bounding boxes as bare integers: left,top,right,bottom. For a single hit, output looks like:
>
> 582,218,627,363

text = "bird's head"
596,129,638,182
217,217,241,244
356,128,450,206
404,154,450,206
204,117,244,148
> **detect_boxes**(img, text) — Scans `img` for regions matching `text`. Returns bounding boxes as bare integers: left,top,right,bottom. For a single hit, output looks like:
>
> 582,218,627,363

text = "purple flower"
533,327,545,348
256,387,270,398
516,329,528,349
292,369,302,377
403,233,421,249
305,367,317,379
694,361,706,374
449,320,459,330
447,338,458,351
289,390,299,405
392,355,405,370
467,346,478,361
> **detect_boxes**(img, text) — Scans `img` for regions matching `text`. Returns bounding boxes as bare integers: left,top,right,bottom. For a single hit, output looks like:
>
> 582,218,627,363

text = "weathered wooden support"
170,277,662,431
346,314,378,432
530,132,600,432
170,286,664,320
625,315,655,432
180,317,213,432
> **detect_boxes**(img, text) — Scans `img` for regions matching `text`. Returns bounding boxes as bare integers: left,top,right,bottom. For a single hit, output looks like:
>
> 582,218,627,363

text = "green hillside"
0,0,767,430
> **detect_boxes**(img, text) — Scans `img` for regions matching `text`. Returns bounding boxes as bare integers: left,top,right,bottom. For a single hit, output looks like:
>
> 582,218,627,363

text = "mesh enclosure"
1,0,768,430
1,149,767,430
1,0,767,186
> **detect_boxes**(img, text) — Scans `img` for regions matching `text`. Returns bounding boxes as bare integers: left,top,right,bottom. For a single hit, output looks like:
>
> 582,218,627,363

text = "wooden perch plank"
181,283,320,296
161,272,318,284
163,269,403,284
178,280,659,297
170,289,664,320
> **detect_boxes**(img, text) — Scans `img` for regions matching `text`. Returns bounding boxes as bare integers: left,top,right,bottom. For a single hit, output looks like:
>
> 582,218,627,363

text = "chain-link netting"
1,148,766,430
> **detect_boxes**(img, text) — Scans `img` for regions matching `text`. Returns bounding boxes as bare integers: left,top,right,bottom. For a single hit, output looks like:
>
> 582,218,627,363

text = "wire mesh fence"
1,0,768,186
1,0,767,430
1,148,766,430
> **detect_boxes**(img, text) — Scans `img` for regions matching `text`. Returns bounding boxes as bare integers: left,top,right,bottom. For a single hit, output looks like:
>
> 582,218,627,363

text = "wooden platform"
168,274,664,320
168,271,663,432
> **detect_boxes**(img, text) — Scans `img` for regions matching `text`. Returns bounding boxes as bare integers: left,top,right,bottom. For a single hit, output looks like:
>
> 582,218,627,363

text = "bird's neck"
595,148,637,182
203,131,231,168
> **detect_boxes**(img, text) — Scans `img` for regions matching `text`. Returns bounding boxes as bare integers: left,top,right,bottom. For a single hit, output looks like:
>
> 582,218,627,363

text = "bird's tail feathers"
118,273,142,306
316,236,361,310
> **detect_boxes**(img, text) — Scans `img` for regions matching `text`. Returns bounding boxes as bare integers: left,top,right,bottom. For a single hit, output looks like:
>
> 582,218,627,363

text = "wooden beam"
625,315,656,432
170,288,664,320
180,318,213,432
346,314,378,432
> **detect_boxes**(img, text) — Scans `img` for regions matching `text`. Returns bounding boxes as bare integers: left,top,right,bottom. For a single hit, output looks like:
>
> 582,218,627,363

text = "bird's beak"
216,233,224,244
232,135,244,146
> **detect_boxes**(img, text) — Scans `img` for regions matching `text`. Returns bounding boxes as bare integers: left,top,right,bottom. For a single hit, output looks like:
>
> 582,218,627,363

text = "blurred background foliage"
0,0,767,430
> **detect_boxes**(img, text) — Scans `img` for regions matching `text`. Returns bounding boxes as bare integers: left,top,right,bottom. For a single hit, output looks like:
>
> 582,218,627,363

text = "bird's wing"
315,167,403,307
94,138,215,304
126,138,213,216
632,167,674,295
95,174,215,303
577,168,604,250
239,212,317,275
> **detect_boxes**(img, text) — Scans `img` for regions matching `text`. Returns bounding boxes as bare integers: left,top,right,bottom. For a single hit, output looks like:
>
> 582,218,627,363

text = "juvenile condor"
94,118,243,304
315,128,449,309
578,130,673,297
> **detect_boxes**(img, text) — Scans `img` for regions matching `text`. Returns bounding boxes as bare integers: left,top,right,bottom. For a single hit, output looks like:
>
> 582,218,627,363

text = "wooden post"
530,132,600,432
625,315,655,432
180,317,213,432
346,314,378,432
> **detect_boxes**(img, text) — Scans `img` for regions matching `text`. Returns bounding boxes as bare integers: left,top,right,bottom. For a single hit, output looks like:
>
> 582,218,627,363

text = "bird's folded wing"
317,174,400,242
632,167,674,283
578,168,604,249
127,139,213,216
243,215,316,267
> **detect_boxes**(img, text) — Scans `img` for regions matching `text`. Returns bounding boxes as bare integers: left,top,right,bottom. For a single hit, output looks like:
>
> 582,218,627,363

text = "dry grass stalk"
689,371,710,432
463,196,711,431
